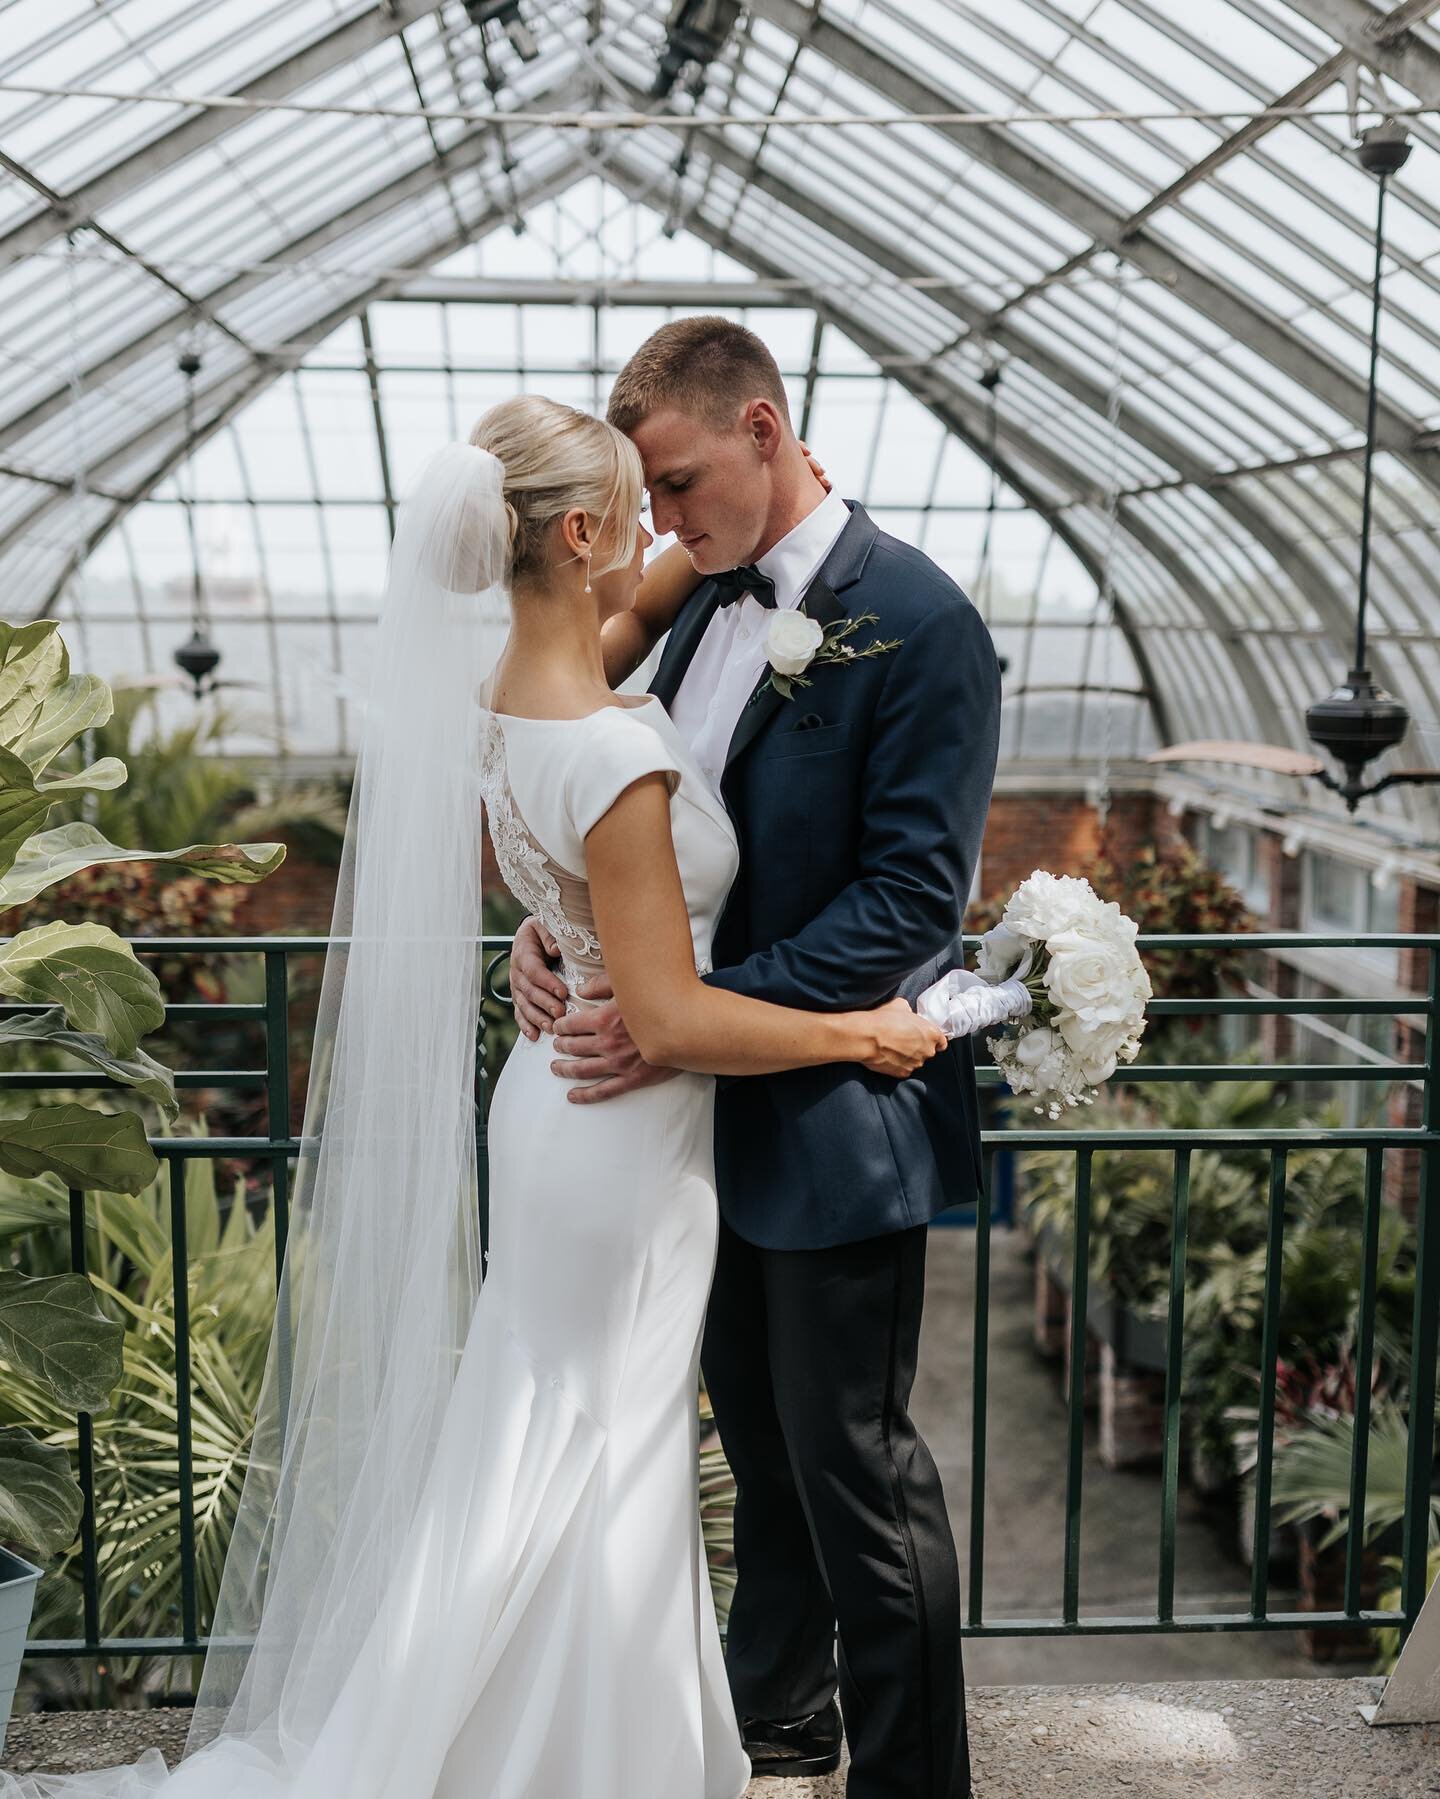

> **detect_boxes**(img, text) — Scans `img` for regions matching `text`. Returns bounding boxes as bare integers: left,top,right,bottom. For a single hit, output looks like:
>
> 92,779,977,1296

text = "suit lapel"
649,581,724,709
720,501,881,782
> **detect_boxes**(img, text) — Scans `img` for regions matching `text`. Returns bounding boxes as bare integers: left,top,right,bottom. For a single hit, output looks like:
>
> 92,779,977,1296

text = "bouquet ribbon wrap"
917,949,1035,1041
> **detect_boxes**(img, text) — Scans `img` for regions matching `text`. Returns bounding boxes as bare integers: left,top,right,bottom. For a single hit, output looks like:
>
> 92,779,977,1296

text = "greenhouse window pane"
230,380,320,500
323,506,392,616
301,373,383,502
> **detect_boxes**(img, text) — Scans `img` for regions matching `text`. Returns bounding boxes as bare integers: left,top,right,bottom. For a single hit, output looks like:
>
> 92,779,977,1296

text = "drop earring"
583,554,592,595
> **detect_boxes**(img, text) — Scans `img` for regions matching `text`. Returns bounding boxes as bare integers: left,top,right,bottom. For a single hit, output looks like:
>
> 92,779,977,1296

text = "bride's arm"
599,542,704,688
585,774,944,1079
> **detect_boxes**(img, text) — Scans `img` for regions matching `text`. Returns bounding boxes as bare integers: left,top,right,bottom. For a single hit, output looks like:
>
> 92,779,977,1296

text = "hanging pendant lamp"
1147,118,1440,813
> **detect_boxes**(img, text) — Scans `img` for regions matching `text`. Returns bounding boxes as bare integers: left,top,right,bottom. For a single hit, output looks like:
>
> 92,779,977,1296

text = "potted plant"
0,620,283,1741
1023,1067,1302,1377
1255,1401,1431,1662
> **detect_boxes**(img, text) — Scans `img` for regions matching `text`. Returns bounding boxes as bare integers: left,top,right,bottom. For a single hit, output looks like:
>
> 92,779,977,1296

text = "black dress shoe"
740,1696,842,1777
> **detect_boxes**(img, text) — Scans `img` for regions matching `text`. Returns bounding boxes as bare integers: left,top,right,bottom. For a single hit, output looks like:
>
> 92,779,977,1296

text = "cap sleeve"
564,709,682,842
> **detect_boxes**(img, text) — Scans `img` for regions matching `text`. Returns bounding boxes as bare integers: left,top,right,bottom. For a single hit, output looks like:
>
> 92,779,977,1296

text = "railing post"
967,1144,993,1629
67,1186,101,1652
1062,1146,1092,1625
1251,1149,1287,1619
1344,1146,1385,1618
263,949,293,1434
165,1151,198,1646
1158,1146,1191,1625
1399,946,1440,1641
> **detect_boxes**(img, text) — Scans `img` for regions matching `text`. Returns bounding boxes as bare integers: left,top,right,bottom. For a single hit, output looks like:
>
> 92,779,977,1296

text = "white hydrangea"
1001,870,1106,941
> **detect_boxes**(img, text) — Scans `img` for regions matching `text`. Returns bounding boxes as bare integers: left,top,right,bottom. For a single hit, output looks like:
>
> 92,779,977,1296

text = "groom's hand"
509,915,568,1039
549,974,679,1104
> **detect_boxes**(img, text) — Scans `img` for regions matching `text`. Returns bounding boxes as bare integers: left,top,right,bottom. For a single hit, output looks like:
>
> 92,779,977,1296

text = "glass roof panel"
0,0,1433,841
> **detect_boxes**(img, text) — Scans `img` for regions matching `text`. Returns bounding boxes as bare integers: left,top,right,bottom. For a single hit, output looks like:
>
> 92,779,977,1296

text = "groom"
509,317,1000,1799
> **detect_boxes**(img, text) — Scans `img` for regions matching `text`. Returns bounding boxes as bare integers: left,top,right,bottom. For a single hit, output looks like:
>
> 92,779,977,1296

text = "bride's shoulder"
563,700,680,837
573,697,672,770
576,696,663,740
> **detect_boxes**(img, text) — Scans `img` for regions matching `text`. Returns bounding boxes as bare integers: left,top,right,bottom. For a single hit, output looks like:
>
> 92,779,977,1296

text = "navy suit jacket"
648,499,1002,1250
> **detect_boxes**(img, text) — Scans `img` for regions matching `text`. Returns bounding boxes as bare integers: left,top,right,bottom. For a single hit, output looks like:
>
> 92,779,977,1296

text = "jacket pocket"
761,720,853,758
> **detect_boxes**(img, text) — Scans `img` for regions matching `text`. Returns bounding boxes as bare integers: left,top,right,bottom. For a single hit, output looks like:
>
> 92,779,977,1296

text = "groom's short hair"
607,316,790,436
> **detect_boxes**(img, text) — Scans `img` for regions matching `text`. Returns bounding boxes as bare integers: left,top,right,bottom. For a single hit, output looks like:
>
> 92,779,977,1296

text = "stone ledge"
4,1678,1434,1797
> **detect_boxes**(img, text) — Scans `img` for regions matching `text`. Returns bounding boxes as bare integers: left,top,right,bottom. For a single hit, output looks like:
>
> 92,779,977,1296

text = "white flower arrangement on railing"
917,870,1152,1119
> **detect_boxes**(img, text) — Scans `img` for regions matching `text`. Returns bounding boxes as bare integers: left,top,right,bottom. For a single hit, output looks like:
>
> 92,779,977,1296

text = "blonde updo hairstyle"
469,395,643,591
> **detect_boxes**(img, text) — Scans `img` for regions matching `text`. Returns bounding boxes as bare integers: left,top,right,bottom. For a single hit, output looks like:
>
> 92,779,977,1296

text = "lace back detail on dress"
479,713,606,988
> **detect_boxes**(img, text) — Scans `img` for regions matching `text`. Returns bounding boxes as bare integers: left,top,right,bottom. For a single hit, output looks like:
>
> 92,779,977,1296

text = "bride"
0,397,943,1799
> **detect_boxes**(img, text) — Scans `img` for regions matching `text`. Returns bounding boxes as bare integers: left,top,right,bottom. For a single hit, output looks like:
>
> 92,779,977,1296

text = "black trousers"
700,1215,970,1799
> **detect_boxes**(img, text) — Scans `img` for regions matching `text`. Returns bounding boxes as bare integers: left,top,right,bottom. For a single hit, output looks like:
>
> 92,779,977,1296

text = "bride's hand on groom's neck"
798,440,831,494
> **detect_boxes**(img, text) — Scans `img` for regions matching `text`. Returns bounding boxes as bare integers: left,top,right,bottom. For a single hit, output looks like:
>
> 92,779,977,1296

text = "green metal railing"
3,930,1437,1666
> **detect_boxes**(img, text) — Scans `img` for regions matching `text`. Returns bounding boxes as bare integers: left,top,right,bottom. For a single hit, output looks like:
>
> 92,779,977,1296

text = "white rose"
976,921,1028,983
1043,925,1142,1030
766,610,825,677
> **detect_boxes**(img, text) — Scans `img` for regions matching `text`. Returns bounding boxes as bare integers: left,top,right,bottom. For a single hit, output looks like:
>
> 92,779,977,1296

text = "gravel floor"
6,1679,1436,1796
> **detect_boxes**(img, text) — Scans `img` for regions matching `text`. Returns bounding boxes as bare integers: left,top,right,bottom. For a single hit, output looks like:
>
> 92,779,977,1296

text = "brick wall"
972,789,1178,913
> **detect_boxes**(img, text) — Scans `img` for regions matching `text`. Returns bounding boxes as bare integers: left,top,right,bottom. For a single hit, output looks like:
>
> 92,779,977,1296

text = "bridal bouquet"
917,871,1152,1118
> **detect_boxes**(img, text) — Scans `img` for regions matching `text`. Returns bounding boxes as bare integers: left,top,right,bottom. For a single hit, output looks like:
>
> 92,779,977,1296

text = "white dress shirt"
669,487,851,793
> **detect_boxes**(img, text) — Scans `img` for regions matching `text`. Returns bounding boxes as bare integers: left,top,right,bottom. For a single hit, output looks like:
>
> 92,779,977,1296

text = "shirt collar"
752,487,851,612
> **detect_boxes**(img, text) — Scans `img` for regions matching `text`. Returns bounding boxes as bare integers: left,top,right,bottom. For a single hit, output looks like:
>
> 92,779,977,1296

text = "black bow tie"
712,563,777,609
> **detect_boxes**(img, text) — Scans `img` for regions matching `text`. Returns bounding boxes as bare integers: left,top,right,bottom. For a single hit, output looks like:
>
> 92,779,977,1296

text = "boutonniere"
755,608,903,702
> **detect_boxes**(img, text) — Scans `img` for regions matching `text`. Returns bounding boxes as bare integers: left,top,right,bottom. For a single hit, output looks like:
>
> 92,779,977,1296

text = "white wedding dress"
0,693,751,1799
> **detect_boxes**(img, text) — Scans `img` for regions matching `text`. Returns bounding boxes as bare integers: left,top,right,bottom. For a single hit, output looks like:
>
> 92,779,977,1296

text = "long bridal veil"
0,443,510,1797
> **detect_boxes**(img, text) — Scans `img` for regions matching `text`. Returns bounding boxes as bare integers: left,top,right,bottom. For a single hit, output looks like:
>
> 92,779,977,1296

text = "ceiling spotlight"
464,0,539,63
652,0,743,98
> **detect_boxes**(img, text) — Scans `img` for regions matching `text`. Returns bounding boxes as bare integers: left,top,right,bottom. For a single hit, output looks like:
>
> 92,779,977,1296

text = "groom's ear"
745,398,787,462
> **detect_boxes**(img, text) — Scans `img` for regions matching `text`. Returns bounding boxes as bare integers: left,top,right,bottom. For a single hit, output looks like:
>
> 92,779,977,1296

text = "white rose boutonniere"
756,607,904,701
766,610,825,678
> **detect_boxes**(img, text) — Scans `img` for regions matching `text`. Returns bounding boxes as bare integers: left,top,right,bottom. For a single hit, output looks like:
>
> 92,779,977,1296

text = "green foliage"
1025,1065,1305,1314
0,1010,177,1119
1024,1068,1415,1483
0,1103,158,1196
1261,1405,1433,1554
38,679,345,864
0,823,285,913
0,619,283,1561
0,1142,277,1704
